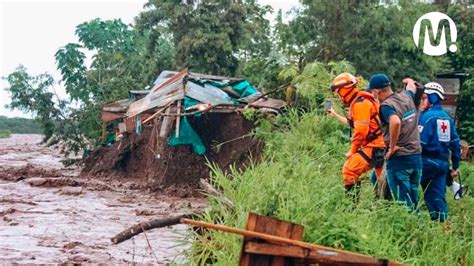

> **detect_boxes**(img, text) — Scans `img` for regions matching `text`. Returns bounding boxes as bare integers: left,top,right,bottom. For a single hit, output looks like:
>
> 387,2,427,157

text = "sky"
0,0,300,118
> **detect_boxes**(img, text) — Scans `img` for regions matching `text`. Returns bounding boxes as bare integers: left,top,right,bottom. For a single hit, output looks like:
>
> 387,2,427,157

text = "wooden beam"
245,242,400,266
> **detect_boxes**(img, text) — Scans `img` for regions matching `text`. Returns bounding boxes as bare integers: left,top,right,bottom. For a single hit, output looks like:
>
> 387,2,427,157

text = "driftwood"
199,178,234,208
111,213,194,244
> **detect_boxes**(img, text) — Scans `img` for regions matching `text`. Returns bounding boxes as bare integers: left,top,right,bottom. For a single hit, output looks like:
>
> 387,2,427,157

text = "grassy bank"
189,110,474,265
0,130,11,138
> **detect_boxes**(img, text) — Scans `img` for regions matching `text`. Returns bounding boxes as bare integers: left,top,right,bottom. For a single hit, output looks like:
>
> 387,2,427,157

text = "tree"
136,0,271,76
52,18,175,152
5,19,175,155
3,66,61,140
277,0,446,83
447,4,474,143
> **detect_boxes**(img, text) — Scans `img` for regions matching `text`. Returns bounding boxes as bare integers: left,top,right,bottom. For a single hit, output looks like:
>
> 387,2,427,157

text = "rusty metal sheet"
154,70,240,85
188,72,240,81
185,82,233,106
126,69,187,117
102,99,131,112
101,111,123,122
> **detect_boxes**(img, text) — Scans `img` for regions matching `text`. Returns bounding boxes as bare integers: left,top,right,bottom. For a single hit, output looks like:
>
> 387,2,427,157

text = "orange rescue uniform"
343,91,385,185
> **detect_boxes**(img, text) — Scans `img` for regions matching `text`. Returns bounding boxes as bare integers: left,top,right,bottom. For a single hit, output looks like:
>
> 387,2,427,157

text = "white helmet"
424,82,445,100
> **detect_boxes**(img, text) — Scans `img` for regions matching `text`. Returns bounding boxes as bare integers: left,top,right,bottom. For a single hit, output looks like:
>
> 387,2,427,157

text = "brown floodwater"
0,134,206,264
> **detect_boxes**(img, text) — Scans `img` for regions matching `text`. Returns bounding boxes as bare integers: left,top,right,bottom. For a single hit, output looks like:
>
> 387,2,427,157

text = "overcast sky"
0,0,300,118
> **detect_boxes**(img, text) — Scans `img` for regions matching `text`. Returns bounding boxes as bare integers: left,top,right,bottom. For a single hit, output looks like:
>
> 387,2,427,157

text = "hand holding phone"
325,100,332,113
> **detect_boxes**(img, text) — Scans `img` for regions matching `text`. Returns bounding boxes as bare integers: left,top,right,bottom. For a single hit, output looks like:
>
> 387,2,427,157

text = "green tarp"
168,116,206,155
168,80,258,155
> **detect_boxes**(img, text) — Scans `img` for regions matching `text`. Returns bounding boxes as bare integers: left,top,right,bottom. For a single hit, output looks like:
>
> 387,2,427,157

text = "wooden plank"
290,224,304,241
255,215,278,236
159,106,173,138
272,221,293,266
175,101,181,138
245,242,399,266
245,242,307,259
239,213,259,266
252,214,276,266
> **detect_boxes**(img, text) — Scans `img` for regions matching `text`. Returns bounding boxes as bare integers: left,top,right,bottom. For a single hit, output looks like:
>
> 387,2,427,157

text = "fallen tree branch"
199,178,234,209
111,213,194,244
111,180,229,245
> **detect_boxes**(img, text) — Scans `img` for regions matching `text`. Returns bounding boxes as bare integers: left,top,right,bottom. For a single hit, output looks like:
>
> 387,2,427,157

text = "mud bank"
82,113,262,190
0,134,207,263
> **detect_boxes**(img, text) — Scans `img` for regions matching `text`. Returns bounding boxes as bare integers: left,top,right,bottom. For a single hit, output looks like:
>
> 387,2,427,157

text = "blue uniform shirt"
380,91,422,170
419,103,461,169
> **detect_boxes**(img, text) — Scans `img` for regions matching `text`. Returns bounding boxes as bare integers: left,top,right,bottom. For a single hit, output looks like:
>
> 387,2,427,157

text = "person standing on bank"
329,73,385,198
417,81,461,222
367,74,422,211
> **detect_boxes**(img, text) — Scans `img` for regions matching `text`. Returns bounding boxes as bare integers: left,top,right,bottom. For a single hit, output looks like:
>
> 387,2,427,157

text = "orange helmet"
331,73,359,105
331,73,358,92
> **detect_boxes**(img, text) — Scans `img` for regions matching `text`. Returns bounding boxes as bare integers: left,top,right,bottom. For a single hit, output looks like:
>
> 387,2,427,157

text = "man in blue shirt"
418,82,461,222
367,74,422,211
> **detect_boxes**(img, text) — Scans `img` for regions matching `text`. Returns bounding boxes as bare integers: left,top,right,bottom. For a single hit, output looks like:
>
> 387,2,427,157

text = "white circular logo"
413,12,457,56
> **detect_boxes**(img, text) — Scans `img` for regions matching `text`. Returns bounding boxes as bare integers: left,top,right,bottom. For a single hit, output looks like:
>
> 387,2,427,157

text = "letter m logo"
413,12,457,56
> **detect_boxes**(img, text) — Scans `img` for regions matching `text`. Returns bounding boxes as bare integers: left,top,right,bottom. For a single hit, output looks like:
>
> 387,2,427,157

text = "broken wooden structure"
112,211,403,265
100,68,286,153
182,213,403,266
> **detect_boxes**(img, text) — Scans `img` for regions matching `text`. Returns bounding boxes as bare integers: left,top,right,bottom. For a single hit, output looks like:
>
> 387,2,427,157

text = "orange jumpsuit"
343,91,385,186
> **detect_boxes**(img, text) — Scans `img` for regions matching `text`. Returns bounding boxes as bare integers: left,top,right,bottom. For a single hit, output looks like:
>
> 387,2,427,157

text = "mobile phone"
325,100,331,112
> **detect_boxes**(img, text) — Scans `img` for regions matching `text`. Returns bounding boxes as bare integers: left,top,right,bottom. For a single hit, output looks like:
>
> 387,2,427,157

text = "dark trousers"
421,157,449,222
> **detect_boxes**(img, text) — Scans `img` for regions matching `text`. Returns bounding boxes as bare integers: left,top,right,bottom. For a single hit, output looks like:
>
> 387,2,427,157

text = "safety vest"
346,91,383,145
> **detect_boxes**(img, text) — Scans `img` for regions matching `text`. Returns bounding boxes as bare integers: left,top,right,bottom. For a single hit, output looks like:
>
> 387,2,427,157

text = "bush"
0,129,11,138
0,129,12,138
188,111,474,265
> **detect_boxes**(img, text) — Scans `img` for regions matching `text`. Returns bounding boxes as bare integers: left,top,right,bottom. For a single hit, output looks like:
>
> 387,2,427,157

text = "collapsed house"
82,68,286,190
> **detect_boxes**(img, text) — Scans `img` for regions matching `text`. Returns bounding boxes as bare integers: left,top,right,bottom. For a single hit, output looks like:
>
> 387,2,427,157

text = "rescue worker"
417,81,461,222
327,86,380,186
330,73,385,195
367,74,422,212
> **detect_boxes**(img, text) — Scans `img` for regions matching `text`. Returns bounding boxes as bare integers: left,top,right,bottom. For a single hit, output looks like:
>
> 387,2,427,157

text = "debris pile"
82,69,286,190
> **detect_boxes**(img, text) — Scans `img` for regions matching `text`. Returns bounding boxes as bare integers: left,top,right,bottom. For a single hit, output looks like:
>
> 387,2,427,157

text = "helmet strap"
338,87,358,104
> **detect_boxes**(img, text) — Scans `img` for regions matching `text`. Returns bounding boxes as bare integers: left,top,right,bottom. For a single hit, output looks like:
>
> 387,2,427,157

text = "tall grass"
188,110,474,265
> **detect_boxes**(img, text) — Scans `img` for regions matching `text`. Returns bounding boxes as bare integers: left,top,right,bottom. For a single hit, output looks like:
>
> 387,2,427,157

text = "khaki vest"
380,92,421,156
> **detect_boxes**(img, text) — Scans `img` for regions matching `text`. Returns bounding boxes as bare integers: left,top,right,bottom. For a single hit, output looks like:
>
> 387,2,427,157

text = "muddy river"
0,134,206,264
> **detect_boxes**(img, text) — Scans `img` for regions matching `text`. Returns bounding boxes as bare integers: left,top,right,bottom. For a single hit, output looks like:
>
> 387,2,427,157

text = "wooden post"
175,101,181,138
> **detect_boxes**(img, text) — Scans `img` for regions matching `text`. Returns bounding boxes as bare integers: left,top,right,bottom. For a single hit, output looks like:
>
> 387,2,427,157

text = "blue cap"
368,73,391,90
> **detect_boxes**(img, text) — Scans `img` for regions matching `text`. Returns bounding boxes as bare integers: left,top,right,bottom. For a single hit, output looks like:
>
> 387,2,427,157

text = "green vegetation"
2,1,473,263
0,116,41,134
190,109,474,265
0,129,11,138
3,1,474,153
